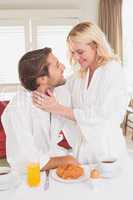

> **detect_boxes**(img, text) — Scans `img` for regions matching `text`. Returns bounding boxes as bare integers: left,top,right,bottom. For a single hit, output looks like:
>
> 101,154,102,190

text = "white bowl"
0,167,21,190
0,166,10,174
0,167,11,185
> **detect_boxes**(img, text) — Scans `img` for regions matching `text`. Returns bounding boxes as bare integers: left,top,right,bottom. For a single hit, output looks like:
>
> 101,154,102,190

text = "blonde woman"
33,22,129,164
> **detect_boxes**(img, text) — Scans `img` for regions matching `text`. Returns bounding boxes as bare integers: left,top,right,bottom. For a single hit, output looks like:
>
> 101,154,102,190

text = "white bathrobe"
66,60,129,163
2,85,80,173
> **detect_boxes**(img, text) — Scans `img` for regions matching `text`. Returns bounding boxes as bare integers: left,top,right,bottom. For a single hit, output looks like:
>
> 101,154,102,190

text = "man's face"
46,53,66,87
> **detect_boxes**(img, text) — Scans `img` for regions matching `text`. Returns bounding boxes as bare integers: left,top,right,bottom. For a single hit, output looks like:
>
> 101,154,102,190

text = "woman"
33,22,129,164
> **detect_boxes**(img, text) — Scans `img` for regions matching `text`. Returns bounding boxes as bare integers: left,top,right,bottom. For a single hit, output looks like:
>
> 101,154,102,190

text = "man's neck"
37,85,54,94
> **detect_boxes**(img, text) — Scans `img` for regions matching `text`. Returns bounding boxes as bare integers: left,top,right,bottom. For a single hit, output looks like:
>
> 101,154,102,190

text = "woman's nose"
73,53,80,61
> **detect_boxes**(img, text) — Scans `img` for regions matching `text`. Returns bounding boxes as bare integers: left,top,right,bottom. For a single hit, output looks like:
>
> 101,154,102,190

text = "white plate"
51,165,90,183
101,166,122,179
0,171,21,191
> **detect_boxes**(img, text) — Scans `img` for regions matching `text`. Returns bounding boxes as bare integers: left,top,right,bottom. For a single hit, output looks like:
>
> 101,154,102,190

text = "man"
2,47,80,173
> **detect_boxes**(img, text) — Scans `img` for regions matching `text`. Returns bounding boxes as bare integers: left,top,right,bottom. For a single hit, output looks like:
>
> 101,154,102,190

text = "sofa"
0,101,9,158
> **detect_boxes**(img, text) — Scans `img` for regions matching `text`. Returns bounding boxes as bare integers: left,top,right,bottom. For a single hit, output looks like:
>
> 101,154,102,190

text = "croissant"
56,164,84,179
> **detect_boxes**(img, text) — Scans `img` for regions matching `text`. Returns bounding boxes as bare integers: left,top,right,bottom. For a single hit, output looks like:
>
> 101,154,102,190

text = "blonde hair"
67,22,118,75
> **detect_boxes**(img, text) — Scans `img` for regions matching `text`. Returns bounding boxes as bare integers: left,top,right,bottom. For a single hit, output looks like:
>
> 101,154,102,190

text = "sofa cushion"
0,101,9,158
0,129,6,158
0,101,9,130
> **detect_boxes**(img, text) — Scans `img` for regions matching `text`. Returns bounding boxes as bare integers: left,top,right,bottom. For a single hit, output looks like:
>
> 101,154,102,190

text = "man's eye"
77,51,83,55
56,63,60,68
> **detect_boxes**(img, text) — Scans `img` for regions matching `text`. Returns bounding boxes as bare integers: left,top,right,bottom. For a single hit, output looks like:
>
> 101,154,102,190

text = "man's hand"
41,155,80,171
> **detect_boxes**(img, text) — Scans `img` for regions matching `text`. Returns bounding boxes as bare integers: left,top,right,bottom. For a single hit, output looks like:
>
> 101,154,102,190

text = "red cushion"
0,129,6,158
0,101,9,158
0,101,9,130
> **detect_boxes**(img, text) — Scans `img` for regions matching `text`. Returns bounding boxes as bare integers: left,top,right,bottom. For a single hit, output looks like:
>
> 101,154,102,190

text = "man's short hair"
18,47,52,91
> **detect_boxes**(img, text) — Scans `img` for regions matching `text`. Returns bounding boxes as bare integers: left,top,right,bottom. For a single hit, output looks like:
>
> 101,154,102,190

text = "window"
36,25,73,78
123,0,133,94
0,10,79,84
0,22,25,84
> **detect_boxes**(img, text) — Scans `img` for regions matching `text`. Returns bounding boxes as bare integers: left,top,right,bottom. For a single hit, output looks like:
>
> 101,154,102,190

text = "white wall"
0,0,99,23
79,0,99,23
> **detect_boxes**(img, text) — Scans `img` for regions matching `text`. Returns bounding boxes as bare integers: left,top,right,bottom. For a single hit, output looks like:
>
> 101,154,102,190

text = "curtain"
99,0,123,61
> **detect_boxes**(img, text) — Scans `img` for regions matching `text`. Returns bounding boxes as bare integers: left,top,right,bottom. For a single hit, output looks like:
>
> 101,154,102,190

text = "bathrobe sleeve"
1,93,50,173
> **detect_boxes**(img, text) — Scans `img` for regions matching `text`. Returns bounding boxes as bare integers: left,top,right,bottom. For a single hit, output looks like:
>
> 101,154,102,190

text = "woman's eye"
71,52,75,55
72,51,83,55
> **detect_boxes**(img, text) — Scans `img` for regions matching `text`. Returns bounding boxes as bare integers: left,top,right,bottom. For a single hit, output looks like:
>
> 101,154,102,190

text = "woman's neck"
87,64,97,89
88,54,99,73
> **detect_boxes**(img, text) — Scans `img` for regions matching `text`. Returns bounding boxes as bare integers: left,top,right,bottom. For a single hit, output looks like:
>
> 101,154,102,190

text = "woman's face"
69,41,97,70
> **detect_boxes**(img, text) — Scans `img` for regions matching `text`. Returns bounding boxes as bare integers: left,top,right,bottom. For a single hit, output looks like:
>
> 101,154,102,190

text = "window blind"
37,25,73,78
0,26,25,84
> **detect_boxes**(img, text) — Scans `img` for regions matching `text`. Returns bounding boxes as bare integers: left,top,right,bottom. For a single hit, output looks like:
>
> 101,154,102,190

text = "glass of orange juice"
27,162,40,187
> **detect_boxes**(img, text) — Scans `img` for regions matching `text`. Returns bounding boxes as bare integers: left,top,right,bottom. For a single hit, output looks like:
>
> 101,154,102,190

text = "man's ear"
36,76,48,85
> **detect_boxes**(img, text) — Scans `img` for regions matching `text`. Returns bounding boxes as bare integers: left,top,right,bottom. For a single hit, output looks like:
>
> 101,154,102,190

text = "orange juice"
27,162,40,187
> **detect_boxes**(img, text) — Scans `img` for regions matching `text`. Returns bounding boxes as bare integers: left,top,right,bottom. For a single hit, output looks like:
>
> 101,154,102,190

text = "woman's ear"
90,41,97,49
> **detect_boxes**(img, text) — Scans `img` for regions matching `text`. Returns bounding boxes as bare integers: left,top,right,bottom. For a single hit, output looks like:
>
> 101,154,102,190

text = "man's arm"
1,97,49,173
41,155,79,171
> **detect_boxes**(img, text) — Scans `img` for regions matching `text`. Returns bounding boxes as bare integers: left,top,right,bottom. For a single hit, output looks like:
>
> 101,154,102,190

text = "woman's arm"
53,103,75,121
32,90,76,121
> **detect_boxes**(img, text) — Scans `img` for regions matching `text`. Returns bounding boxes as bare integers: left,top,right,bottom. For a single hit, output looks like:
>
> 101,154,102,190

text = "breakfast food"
90,169,101,179
56,164,84,179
